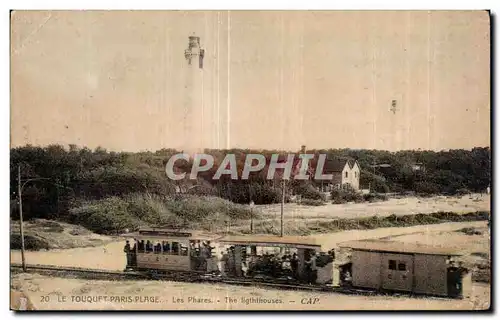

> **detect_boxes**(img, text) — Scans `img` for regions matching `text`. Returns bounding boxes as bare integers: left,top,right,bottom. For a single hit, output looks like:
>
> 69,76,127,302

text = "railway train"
122,228,335,286
120,228,473,299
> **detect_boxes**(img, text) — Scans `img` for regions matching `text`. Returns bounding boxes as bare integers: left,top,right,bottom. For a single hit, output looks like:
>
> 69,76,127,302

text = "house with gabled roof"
317,157,361,191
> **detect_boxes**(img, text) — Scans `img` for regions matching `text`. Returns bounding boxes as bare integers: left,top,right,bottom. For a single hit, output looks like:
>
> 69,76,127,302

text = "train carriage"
123,228,223,273
219,235,334,284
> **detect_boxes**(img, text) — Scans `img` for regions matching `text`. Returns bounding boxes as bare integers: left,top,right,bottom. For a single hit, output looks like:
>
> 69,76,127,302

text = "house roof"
220,234,321,249
322,158,357,173
338,240,464,256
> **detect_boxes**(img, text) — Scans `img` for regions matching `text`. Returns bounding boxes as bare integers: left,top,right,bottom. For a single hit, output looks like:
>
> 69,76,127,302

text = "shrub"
414,181,441,196
363,193,388,202
455,188,471,196
331,188,363,204
11,234,50,250
294,183,324,200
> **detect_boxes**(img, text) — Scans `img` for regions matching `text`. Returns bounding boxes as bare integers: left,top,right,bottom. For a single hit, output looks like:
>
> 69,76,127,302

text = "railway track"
11,263,452,299
10,263,351,293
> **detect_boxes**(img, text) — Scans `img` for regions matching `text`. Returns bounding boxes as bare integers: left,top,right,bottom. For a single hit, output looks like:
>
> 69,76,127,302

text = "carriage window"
171,242,179,255
154,242,162,254
398,262,406,271
180,243,188,256
162,241,170,254
388,260,396,270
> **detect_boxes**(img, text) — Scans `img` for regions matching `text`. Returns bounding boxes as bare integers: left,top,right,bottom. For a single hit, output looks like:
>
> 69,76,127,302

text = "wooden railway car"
123,228,223,273
122,229,334,285
219,235,334,284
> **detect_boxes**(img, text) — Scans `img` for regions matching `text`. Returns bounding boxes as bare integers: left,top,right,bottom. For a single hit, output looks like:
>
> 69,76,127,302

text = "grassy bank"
243,211,490,236
10,219,114,250
67,193,255,234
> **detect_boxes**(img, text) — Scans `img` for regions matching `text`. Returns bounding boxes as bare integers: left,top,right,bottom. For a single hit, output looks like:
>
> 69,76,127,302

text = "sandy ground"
10,221,489,270
10,221,486,272
10,220,490,311
10,273,490,311
257,194,490,219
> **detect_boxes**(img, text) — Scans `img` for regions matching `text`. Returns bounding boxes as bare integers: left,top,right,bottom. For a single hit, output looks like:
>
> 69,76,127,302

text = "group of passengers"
190,240,215,271
137,240,180,254
217,247,323,284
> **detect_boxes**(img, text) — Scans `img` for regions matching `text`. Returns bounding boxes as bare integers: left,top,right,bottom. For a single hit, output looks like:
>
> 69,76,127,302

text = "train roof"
338,240,464,256
219,235,321,249
122,228,223,241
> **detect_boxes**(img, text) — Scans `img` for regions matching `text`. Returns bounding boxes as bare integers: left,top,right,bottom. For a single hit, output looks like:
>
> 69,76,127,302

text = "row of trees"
11,144,491,220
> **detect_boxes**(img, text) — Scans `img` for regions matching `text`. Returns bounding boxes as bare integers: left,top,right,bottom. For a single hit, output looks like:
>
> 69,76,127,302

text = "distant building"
411,162,425,172
339,240,472,298
320,158,361,191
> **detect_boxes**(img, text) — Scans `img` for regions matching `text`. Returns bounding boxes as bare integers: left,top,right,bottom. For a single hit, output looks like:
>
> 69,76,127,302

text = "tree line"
10,144,490,220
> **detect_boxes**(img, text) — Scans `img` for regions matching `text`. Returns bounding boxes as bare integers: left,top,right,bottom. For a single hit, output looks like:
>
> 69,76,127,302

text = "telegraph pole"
17,165,26,272
16,167,63,272
280,179,285,237
250,200,254,234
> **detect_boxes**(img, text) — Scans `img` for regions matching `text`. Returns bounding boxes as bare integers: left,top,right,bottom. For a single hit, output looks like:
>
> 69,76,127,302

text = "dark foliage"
11,145,490,220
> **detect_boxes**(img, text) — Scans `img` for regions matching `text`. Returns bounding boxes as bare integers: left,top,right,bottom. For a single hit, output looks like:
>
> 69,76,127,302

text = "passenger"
227,248,236,276
282,255,292,273
124,240,132,268
248,253,258,274
172,242,179,254
205,241,214,258
146,240,152,253
220,250,229,277
190,242,197,256
138,240,145,252
306,253,318,284
195,240,201,256
131,241,137,266
155,242,162,254
241,261,249,277
163,241,170,254
290,253,299,279
328,249,335,260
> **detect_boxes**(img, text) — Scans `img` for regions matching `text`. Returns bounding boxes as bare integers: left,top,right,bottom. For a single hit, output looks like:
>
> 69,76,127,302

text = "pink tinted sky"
11,11,490,152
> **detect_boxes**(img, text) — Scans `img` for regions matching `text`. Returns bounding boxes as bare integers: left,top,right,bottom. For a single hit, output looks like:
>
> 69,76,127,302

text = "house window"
398,262,406,271
355,172,357,178
388,260,397,270
345,171,348,178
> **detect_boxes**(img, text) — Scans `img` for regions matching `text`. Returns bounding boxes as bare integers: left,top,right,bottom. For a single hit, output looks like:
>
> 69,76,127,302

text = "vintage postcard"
10,10,491,311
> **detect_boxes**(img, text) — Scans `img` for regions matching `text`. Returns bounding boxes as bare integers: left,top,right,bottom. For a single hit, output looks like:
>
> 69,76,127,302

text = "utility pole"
16,166,63,272
250,200,254,234
280,179,285,237
17,165,26,272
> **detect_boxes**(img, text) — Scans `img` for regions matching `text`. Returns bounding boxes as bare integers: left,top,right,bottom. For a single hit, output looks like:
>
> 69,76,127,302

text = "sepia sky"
11,11,490,152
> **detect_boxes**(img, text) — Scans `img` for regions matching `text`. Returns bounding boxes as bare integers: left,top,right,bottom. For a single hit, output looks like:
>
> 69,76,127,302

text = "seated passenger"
162,241,170,253
172,242,179,254
154,242,162,254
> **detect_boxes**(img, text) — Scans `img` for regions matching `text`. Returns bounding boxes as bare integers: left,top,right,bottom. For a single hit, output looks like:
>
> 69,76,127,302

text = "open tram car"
123,228,334,285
